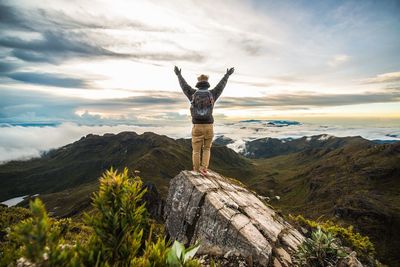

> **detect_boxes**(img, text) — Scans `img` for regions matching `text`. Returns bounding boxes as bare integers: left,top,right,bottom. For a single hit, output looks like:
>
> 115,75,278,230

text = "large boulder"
164,170,305,266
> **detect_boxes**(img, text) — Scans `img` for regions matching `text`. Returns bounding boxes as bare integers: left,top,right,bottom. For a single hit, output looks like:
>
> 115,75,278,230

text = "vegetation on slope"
290,215,377,265
0,132,253,217
0,132,398,265
244,138,400,266
0,168,200,267
294,227,348,267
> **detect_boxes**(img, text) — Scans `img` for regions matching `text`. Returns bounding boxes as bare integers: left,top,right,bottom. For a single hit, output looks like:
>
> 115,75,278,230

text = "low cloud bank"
0,122,192,163
0,121,399,164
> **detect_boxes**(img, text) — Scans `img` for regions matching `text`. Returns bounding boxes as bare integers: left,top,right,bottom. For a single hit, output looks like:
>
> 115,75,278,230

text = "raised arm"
210,67,234,101
174,66,196,100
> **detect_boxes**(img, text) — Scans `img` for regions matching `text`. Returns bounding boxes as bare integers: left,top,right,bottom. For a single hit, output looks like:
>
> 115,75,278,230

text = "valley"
0,131,399,265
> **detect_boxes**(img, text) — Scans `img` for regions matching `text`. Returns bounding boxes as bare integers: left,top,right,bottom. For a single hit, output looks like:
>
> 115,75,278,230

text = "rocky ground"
164,170,304,266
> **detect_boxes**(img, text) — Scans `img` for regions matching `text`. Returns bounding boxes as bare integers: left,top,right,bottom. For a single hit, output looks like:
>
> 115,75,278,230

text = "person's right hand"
226,67,235,76
174,66,181,75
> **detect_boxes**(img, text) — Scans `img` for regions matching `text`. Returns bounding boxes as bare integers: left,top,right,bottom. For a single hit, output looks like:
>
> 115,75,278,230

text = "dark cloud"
81,93,186,108
11,50,57,63
2,30,203,65
0,61,18,73
0,84,184,120
0,3,111,62
6,72,89,88
0,3,17,23
0,3,32,30
2,37,201,86
125,95,183,105
37,8,177,32
0,2,177,32
0,88,188,125
218,92,400,108
0,3,203,66
0,31,114,57
0,88,80,122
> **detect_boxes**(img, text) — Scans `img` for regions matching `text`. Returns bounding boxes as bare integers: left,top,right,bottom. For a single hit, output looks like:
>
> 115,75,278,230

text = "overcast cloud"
0,0,399,159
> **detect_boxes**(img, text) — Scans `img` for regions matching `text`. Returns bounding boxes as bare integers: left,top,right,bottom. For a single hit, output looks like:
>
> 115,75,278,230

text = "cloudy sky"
1,0,400,126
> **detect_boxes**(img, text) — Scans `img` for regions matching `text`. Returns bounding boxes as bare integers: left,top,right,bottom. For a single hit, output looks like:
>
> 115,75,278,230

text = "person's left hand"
226,67,235,76
174,66,181,75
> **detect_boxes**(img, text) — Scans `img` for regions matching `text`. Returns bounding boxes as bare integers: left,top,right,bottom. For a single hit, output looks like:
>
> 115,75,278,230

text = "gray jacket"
178,73,229,124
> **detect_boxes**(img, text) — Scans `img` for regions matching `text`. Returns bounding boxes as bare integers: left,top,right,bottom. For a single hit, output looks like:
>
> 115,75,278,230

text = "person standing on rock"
174,66,234,176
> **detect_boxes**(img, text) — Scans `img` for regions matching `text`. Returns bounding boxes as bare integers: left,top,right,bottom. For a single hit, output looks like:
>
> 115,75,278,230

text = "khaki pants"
191,124,214,171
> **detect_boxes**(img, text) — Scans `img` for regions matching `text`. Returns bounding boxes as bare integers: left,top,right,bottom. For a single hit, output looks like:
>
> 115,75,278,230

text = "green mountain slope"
242,134,373,158
245,138,400,266
0,131,253,207
0,131,399,265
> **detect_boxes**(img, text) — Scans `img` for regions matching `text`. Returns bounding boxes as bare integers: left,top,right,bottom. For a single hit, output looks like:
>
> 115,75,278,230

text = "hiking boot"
199,168,208,176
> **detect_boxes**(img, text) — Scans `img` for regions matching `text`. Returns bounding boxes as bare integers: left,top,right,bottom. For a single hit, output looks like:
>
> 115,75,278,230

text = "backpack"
190,90,214,120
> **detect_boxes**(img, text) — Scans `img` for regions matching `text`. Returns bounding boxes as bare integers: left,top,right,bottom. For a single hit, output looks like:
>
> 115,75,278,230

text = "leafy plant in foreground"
295,227,347,267
290,214,376,264
83,167,149,266
166,240,200,267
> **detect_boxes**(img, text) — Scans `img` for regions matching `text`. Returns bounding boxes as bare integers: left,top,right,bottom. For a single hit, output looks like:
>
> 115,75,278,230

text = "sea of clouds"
0,120,399,163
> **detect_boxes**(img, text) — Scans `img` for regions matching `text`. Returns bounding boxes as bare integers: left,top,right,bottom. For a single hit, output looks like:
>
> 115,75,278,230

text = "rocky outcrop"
164,170,305,266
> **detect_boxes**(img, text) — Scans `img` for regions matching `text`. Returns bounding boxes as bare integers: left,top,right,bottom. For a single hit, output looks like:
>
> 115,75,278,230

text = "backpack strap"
207,90,214,105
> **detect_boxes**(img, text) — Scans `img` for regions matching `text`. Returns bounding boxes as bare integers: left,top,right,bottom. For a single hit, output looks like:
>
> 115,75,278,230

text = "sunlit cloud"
0,0,399,123
362,71,400,84
220,91,400,108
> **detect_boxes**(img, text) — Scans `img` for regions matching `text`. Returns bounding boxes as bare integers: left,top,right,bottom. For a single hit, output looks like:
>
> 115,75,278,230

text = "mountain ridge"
1,131,399,265
241,134,374,158
0,131,253,203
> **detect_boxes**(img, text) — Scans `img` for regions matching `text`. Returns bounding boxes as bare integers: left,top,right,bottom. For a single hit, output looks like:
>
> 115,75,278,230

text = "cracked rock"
164,170,305,266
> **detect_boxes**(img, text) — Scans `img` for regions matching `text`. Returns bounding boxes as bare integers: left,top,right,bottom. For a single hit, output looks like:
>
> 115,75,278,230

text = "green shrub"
290,214,376,264
295,227,347,266
8,198,79,266
0,205,32,265
0,205,32,231
83,167,149,266
1,167,201,267
131,236,169,267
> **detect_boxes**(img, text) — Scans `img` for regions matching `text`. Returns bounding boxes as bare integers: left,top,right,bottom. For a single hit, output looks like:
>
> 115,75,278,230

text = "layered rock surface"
164,170,305,266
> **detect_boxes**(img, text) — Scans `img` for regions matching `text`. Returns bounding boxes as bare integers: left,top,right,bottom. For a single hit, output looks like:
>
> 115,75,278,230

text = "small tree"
83,167,149,266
